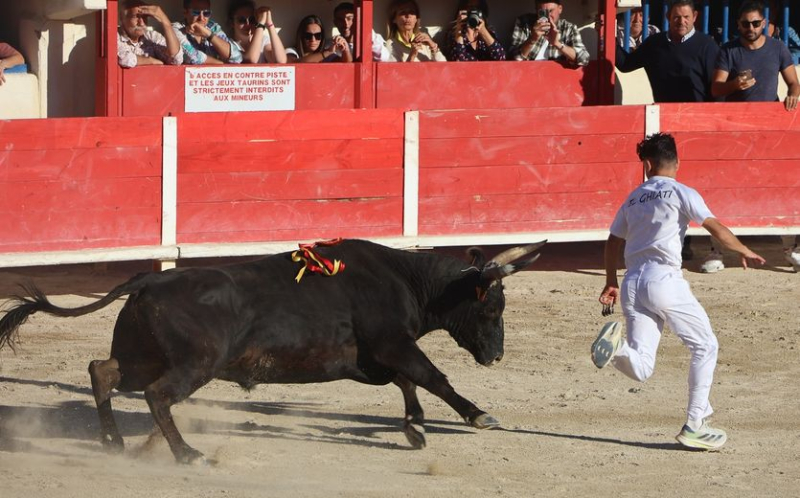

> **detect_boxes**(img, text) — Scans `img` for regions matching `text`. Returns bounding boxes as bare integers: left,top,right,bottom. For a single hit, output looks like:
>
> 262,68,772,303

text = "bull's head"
441,241,546,366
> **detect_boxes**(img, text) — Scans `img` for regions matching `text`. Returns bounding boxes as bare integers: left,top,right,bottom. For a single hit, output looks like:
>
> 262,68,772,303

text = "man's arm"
599,234,625,306
0,44,26,84
779,64,800,111
702,217,765,269
711,68,755,97
615,39,646,72
141,5,181,62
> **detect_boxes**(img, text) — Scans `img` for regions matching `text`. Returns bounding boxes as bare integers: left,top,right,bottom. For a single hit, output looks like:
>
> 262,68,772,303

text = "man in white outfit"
593,132,765,450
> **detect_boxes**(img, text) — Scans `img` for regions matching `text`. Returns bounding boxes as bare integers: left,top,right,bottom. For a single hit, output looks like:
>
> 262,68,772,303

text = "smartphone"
738,69,753,81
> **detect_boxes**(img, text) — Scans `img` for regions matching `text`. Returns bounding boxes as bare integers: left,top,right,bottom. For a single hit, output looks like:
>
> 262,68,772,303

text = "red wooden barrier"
0,117,164,253
417,106,645,235
175,108,406,244
661,103,800,228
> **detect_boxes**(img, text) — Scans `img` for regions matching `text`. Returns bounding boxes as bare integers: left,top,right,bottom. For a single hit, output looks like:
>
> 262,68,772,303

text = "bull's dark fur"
0,239,543,463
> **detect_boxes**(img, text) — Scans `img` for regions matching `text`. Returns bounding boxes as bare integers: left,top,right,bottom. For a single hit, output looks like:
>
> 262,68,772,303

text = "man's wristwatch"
555,43,565,51
207,31,216,41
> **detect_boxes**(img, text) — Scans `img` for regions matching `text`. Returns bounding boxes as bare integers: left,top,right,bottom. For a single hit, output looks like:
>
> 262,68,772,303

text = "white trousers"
612,263,718,422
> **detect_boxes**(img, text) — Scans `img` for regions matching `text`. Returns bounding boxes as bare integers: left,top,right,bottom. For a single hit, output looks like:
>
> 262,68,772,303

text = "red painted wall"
417,106,645,235
175,109,406,243
0,117,163,252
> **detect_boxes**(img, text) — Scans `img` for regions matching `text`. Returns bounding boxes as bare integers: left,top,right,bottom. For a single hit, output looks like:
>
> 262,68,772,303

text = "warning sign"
185,66,296,113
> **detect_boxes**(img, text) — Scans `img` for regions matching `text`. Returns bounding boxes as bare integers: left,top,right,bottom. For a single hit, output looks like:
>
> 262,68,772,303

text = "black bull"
0,239,545,464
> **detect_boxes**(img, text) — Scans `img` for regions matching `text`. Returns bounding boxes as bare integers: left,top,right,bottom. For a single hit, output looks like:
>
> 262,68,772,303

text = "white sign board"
185,66,296,113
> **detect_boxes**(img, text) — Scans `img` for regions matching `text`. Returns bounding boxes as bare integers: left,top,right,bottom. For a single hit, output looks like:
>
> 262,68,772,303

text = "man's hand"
784,94,798,111
137,5,168,25
599,285,619,313
188,22,212,39
739,249,766,269
733,73,757,91
546,18,561,46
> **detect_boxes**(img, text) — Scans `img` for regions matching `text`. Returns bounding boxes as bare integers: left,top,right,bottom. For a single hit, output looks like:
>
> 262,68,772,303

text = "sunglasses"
190,9,212,17
739,19,764,29
303,32,323,41
235,15,256,25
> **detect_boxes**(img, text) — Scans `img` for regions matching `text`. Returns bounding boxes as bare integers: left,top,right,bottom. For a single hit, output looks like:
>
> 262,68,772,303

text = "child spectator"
331,2,389,62
227,1,287,64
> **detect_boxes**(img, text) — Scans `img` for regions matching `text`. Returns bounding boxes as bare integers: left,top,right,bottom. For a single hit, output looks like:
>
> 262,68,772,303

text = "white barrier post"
158,116,179,271
403,111,420,238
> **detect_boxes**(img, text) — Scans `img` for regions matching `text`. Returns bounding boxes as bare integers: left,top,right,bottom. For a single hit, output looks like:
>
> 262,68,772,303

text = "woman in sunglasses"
227,0,287,64
385,0,446,62
287,15,350,63
172,0,242,64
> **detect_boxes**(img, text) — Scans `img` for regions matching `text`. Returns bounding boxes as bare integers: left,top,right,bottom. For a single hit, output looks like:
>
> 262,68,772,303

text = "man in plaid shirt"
510,0,589,66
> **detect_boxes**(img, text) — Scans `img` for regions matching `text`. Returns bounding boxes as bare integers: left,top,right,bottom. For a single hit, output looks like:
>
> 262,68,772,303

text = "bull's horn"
482,252,543,282
488,240,547,267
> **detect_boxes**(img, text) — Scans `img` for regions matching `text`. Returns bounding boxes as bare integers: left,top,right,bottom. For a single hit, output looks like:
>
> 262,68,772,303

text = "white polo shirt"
610,176,714,270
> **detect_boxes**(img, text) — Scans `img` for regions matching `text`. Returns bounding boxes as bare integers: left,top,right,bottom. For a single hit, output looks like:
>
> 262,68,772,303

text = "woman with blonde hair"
385,0,446,62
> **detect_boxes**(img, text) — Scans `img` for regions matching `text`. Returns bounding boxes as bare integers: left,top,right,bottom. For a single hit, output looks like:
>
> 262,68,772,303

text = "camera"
466,10,483,29
537,8,551,22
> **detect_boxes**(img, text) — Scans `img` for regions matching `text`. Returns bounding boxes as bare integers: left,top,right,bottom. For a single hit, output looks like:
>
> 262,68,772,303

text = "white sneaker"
700,251,725,273
676,420,727,450
591,321,623,369
784,248,800,273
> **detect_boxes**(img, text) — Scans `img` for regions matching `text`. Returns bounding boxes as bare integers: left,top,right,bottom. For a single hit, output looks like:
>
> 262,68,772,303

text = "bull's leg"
144,369,208,465
394,375,426,449
88,358,124,452
377,340,499,435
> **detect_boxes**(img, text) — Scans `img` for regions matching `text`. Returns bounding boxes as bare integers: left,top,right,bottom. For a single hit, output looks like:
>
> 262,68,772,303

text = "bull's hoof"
469,413,500,429
403,421,427,449
176,447,207,466
101,434,125,454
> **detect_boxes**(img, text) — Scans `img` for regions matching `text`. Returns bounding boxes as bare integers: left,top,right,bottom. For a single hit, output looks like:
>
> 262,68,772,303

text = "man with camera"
445,1,506,61
509,0,589,66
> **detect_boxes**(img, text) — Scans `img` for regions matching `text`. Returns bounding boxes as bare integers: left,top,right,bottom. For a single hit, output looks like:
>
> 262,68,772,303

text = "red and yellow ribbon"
291,238,346,283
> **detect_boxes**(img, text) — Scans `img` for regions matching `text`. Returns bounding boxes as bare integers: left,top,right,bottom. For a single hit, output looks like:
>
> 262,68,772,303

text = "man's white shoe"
591,321,623,369
784,248,800,273
676,421,727,450
700,251,724,273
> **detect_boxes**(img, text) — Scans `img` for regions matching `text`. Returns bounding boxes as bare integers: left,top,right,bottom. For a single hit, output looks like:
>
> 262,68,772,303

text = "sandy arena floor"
1,237,798,497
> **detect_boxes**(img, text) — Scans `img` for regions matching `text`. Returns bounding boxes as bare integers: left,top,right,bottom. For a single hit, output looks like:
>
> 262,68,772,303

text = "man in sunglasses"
615,0,719,103
706,0,800,273
117,0,182,67
172,0,242,64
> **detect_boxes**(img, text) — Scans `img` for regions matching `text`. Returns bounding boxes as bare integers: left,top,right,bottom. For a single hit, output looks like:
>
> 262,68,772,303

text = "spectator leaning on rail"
0,41,25,86
384,0,446,62
444,0,506,61
509,0,589,67
617,7,660,52
616,0,718,103
286,15,349,63
117,1,182,68
704,0,800,273
227,1,287,64
172,0,242,64
332,2,390,62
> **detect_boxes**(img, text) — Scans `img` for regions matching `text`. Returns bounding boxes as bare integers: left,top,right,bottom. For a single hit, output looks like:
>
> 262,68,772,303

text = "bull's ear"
481,240,546,282
467,247,486,267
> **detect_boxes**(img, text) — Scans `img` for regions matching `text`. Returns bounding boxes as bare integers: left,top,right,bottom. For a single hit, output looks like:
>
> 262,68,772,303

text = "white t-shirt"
231,33,272,64
610,176,714,270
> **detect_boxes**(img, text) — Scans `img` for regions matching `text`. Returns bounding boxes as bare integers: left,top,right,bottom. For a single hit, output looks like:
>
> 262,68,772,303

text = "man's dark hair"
334,2,355,16
738,0,765,19
636,133,678,167
668,0,696,12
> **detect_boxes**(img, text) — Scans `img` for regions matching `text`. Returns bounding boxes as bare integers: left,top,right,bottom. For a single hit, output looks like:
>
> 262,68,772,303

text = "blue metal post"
765,5,770,38
624,9,631,52
642,0,650,42
782,0,790,45
663,2,668,32
722,0,730,43
702,0,710,35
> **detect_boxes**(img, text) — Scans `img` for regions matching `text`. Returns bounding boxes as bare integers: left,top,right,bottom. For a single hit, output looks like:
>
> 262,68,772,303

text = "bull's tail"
0,272,152,352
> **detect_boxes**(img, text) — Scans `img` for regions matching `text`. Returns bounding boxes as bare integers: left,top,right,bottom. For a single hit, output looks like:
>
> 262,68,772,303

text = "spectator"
704,0,800,273
509,0,589,67
444,0,506,61
617,7,660,52
172,0,242,64
0,41,24,86
384,0,446,62
616,0,719,103
767,1,800,65
286,15,345,63
227,1,287,64
117,0,182,68
332,2,389,62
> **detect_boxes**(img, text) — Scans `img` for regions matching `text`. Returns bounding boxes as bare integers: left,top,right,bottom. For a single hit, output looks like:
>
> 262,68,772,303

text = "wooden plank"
178,169,403,202
673,131,800,161
0,148,161,182
178,197,403,234
420,163,641,197
419,106,646,139
678,160,800,189
0,117,162,150
377,61,600,109
0,178,161,213
179,225,402,244
178,108,404,143
420,135,642,168
700,188,800,219
177,138,403,173
660,103,800,132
